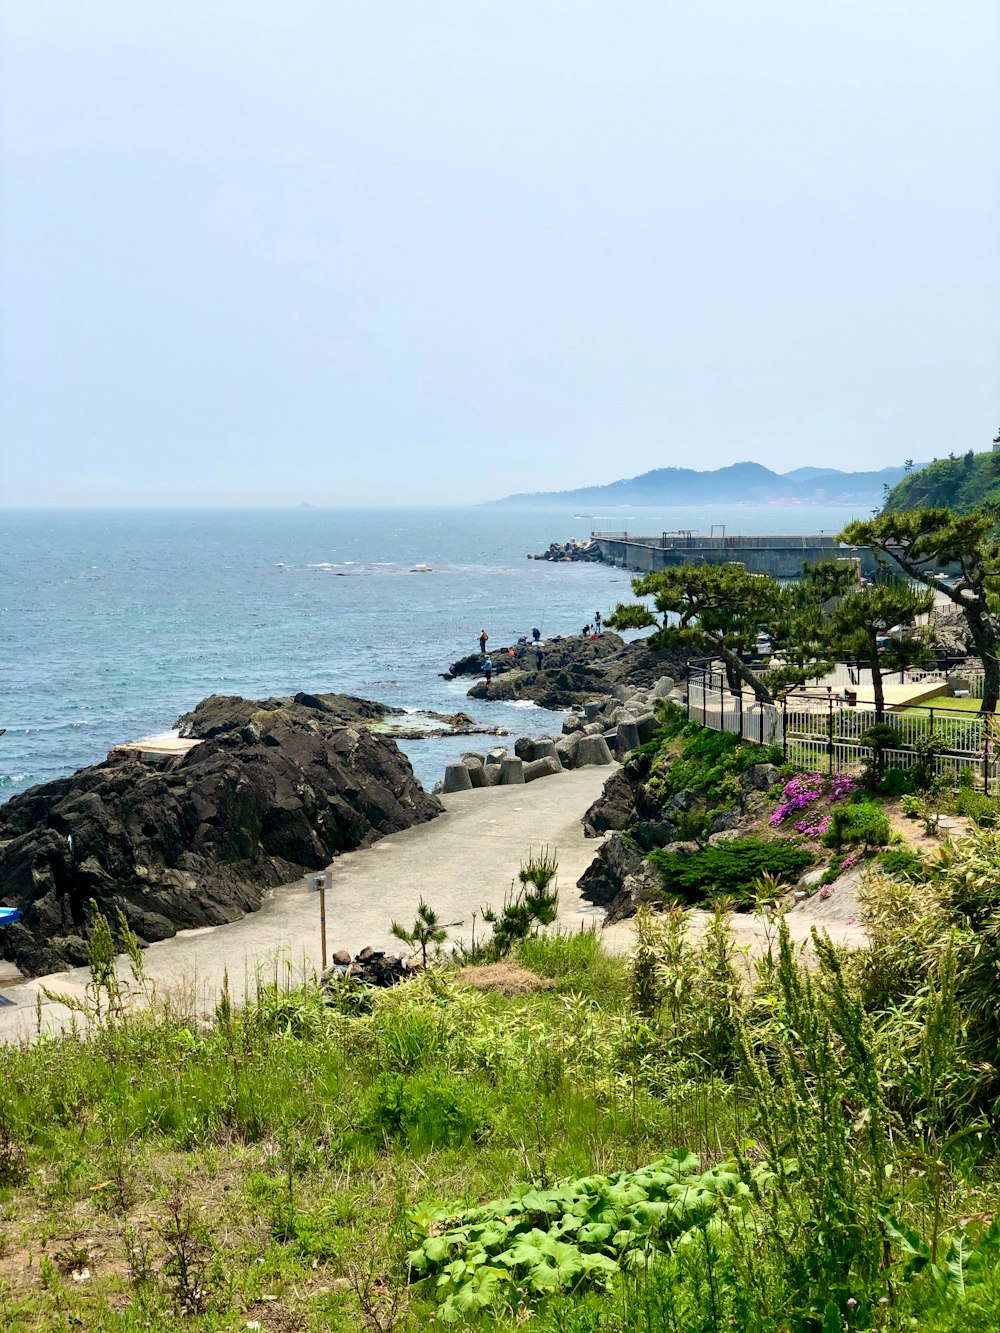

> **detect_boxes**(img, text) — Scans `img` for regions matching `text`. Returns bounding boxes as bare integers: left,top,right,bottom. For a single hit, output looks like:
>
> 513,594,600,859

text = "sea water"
0,504,859,796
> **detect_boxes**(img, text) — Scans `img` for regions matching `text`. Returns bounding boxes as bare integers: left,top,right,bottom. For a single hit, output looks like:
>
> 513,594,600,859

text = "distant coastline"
488,460,909,509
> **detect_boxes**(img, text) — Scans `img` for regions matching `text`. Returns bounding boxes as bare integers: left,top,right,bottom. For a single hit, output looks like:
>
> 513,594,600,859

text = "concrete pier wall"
593,535,880,579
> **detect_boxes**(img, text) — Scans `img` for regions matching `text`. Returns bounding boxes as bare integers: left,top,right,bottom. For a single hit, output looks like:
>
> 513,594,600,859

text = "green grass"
2,887,1000,1330
905,695,984,714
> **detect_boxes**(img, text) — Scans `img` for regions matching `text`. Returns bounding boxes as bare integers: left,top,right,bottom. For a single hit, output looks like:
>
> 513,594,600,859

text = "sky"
1,1,998,507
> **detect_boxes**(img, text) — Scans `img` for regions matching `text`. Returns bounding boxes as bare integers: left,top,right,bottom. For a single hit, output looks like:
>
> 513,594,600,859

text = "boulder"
630,819,678,851
668,789,696,812
740,763,779,792
708,809,741,834
0,696,441,978
578,831,646,906
499,756,525,785
615,720,640,757
442,763,474,793
582,768,635,837
524,756,562,782
575,736,615,767
514,736,536,761
707,828,743,846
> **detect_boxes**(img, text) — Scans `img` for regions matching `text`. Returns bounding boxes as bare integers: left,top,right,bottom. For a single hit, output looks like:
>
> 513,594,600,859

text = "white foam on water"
134,728,181,743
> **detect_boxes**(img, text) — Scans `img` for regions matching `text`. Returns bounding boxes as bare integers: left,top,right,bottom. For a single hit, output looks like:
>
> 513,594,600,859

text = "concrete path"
0,766,615,1042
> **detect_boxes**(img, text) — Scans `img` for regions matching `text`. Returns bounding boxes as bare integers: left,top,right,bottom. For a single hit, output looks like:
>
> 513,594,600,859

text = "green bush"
954,787,999,827
648,837,813,906
877,766,914,797
362,1070,489,1150
822,801,891,851
876,848,926,880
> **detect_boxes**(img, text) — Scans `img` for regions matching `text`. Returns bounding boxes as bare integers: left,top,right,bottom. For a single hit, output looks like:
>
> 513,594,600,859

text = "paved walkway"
0,767,615,1041
0,762,873,1044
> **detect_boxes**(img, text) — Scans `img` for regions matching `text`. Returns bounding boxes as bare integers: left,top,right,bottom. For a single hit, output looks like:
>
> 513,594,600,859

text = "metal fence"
686,662,998,792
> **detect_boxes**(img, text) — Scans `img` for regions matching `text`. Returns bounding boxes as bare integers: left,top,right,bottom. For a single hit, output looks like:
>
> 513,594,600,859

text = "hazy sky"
2,2,998,506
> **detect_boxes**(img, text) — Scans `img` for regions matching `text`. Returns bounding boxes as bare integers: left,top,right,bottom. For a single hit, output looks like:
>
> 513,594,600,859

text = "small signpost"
0,907,20,1007
309,874,328,971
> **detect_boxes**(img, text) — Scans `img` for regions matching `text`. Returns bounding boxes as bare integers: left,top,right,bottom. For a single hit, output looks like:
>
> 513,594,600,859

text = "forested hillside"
883,449,1000,514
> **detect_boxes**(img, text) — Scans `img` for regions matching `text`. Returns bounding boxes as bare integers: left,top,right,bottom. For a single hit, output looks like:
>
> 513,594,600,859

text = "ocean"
0,504,861,797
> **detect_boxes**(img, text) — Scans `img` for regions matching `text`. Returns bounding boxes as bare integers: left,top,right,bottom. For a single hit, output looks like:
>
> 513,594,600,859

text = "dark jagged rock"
176,691,401,739
443,634,695,708
0,697,441,977
582,768,636,837
323,946,420,990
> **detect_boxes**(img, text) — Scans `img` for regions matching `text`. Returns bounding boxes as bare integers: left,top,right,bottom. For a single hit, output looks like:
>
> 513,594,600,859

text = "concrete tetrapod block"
562,713,585,735
634,712,660,744
554,739,578,769
499,756,526,785
464,762,487,788
485,747,508,765
583,701,605,721
482,764,503,786
514,736,536,761
531,738,559,761
616,719,640,758
442,763,474,793
461,752,485,766
575,735,615,767
651,676,676,699
523,755,562,782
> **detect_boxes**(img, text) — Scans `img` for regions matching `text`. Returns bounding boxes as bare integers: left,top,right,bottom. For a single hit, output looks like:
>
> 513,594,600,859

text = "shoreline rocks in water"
528,539,603,562
0,695,442,977
443,633,695,710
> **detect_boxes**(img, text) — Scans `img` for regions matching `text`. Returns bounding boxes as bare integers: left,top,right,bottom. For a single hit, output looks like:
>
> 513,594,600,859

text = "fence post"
984,717,990,795
702,670,707,727
737,687,743,739
782,697,788,762
827,696,834,775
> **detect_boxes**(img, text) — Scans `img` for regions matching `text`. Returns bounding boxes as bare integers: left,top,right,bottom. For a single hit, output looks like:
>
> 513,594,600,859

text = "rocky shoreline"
0,695,441,976
0,632,695,978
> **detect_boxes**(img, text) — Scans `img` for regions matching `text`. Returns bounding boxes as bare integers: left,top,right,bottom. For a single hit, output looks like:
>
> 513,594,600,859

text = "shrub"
876,848,926,880
362,1071,489,1150
877,766,914,797
954,787,999,827
822,801,890,851
648,837,813,906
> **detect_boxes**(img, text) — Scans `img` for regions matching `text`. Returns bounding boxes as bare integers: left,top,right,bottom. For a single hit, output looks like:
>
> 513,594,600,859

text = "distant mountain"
488,461,909,507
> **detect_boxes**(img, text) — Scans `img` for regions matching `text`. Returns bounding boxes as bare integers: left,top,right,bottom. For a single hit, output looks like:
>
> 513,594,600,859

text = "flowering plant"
769,772,861,832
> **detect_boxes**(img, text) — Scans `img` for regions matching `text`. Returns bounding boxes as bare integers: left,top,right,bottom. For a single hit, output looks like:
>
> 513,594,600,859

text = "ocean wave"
0,773,29,788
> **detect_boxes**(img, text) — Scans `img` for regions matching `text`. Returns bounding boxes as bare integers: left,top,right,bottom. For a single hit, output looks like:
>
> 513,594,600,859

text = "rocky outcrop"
176,691,399,738
0,697,442,977
444,634,696,709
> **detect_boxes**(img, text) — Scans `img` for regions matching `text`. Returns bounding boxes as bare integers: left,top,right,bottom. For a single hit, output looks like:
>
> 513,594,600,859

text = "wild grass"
1,878,1000,1330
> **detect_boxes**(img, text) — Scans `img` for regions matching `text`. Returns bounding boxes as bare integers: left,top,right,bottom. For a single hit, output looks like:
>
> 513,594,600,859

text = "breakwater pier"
591,532,880,579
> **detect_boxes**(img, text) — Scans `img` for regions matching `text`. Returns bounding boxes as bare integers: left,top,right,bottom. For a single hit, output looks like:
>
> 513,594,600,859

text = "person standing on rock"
535,641,544,671
483,656,493,687
479,629,488,654
582,623,591,637
532,627,541,642
594,611,602,635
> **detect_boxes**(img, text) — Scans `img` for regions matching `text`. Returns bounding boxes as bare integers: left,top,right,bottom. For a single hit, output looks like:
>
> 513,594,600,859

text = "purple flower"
847,1297,857,1308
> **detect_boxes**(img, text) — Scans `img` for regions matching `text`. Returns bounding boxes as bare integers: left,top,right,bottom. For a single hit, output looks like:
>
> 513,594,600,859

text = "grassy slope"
1,921,999,1331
